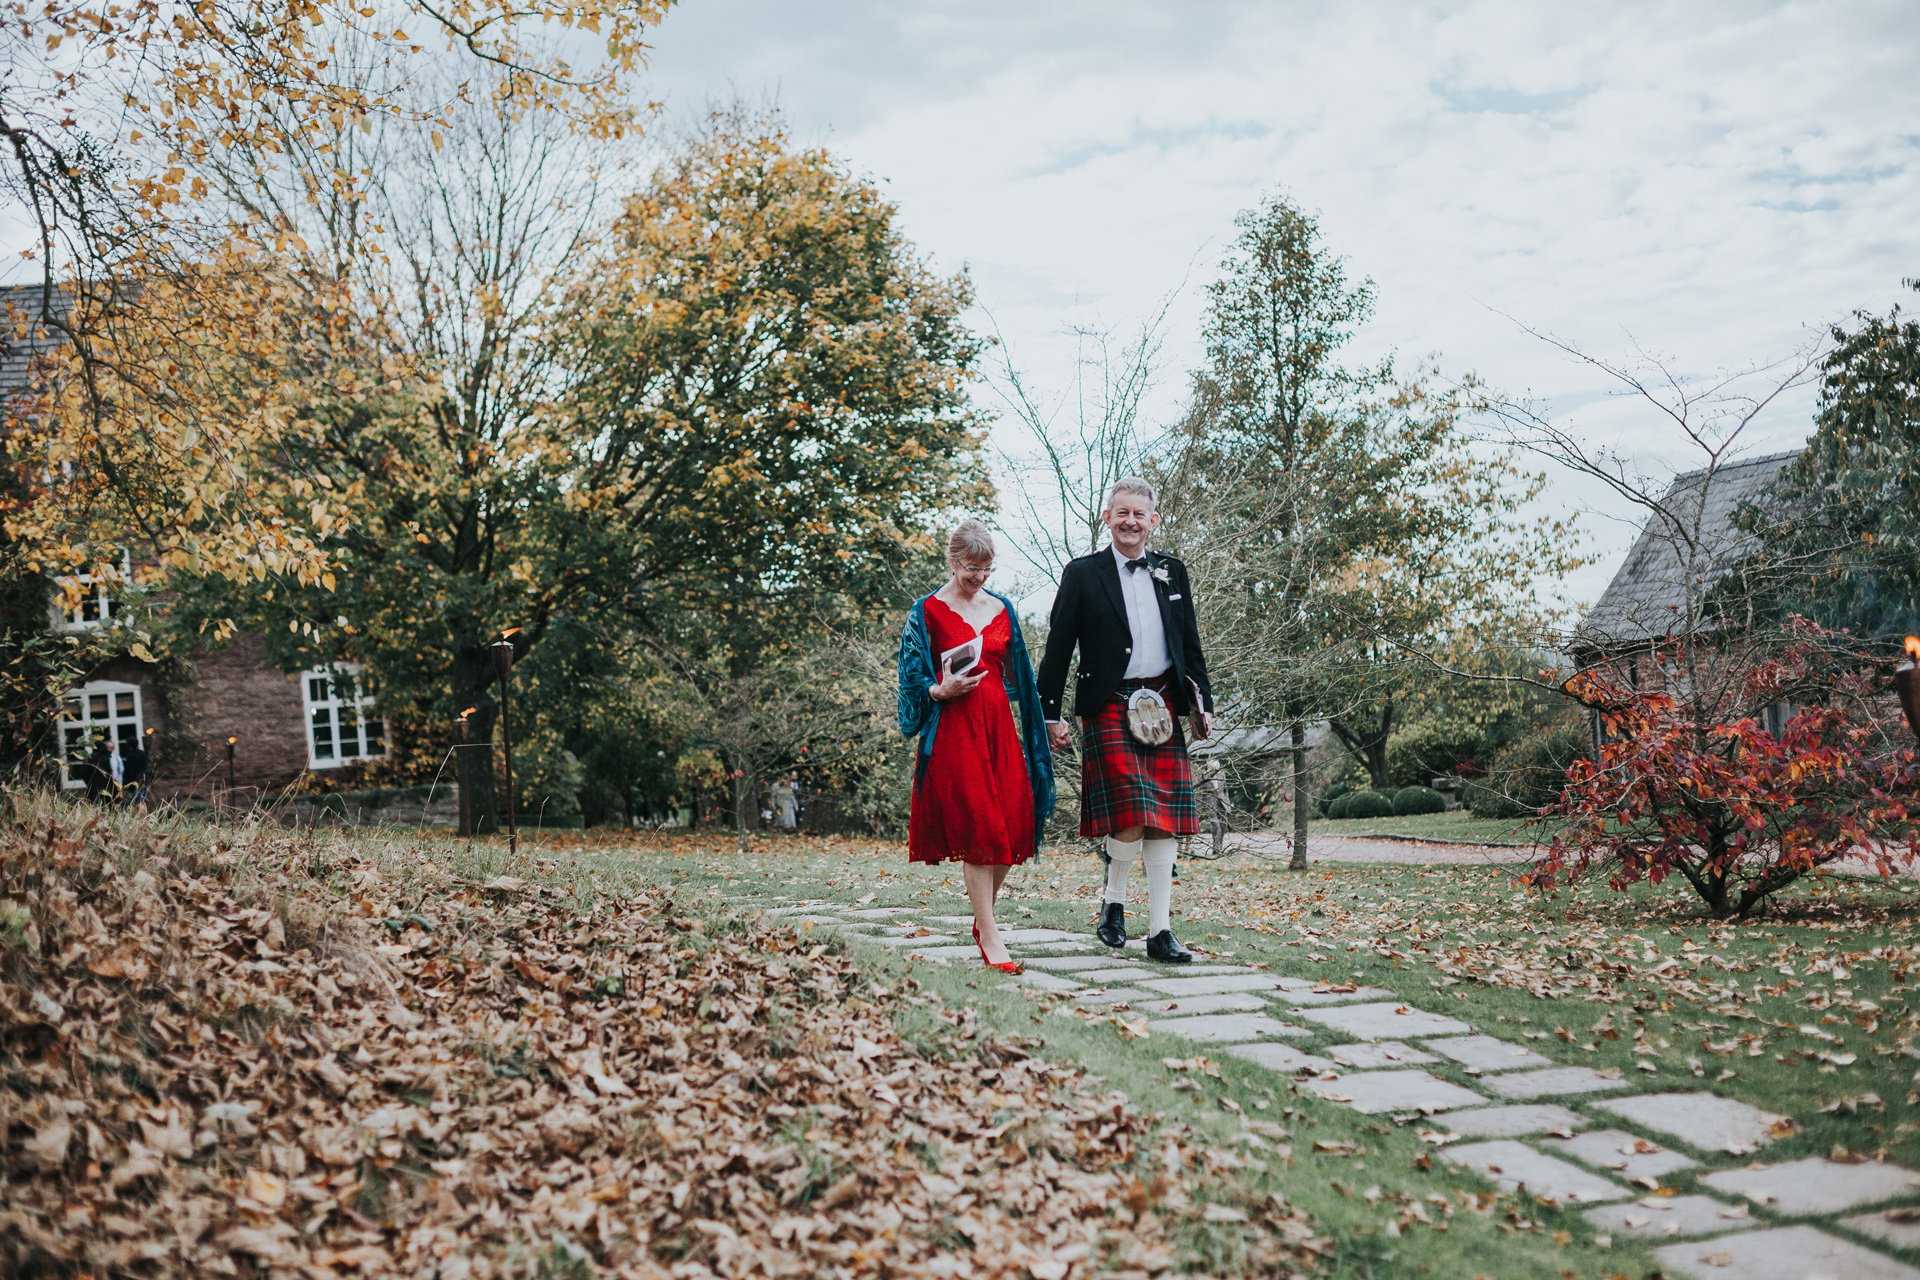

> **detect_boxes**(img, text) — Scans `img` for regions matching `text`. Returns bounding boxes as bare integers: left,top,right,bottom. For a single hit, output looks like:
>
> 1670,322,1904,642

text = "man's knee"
1113,826,1144,842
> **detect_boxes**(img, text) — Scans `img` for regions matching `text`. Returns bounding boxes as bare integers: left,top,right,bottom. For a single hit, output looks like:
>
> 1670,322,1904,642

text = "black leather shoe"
1095,902,1127,948
1146,930,1193,963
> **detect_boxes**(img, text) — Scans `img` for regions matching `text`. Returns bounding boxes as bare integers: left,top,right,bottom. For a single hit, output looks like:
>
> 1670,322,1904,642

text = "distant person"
770,773,799,831
122,732,152,815
897,519,1055,973
1036,476,1215,964
84,736,114,803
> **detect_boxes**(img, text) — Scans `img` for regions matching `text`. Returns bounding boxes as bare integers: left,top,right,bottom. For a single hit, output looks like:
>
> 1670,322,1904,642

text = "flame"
501,627,522,639
461,707,477,718
1906,636,1920,661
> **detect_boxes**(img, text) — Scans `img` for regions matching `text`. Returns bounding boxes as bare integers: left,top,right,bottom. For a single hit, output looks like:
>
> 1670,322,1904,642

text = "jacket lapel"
1095,546,1130,642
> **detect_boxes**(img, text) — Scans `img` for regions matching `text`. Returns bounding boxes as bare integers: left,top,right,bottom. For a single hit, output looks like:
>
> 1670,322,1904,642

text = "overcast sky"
640,0,1920,607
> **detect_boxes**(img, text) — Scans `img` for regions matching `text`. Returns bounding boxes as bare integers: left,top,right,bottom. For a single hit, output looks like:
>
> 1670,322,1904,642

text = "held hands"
930,664,987,703
1046,721,1072,751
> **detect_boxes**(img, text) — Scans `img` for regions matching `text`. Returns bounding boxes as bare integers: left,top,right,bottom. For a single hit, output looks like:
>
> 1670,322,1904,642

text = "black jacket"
1037,547,1214,720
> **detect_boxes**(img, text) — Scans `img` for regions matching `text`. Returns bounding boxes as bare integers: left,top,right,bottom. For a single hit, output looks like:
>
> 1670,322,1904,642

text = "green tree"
1738,280,1920,640
1157,193,1578,867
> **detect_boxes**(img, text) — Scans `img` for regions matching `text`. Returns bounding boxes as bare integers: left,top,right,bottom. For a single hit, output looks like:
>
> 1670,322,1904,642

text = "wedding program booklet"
939,638,983,679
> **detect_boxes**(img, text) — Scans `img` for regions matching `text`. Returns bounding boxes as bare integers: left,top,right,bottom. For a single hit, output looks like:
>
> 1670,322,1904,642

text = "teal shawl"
896,590,1056,855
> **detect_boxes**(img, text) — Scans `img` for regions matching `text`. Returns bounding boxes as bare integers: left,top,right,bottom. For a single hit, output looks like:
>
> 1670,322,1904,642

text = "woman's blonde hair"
946,519,996,567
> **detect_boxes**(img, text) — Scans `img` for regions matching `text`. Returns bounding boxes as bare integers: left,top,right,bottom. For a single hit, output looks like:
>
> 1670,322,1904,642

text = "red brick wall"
162,635,311,801
79,636,312,802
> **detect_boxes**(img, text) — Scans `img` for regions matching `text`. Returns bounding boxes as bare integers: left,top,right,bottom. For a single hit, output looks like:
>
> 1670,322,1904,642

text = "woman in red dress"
898,521,1055,971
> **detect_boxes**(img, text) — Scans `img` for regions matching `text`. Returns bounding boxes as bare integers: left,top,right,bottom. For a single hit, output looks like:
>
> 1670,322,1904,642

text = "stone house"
1570,448,1801,747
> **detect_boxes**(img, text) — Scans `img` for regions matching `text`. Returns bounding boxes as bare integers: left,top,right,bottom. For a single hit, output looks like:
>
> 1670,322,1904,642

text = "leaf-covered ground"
0,801,1324,1279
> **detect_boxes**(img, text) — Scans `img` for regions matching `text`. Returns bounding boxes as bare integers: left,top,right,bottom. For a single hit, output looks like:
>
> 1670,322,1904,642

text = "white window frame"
52,552,132,632
301,664,387,770
57,679,144,789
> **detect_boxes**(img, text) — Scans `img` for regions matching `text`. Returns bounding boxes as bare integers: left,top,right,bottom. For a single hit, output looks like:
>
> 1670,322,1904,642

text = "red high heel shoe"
973,922,1021,974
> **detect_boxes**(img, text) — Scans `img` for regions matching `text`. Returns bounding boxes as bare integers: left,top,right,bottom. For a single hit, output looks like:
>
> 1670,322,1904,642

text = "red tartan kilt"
1079,695,1198,837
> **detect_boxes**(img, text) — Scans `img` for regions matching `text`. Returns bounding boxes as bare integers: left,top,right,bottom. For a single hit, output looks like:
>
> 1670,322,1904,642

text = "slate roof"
0,282,71,401
1575,448,1800,651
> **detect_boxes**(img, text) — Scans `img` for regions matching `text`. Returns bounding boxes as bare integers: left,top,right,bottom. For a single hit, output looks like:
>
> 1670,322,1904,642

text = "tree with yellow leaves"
0,0,671,596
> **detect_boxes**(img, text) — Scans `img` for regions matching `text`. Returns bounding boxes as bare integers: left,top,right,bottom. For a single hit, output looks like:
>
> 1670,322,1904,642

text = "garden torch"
1898,636,1920,741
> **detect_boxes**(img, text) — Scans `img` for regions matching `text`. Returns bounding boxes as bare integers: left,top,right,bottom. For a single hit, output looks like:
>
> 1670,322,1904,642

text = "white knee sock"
1104,835,1141,905
1143,838,1177,935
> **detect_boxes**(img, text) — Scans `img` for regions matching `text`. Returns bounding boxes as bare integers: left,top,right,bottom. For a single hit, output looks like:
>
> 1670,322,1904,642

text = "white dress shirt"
1112,544,1171,679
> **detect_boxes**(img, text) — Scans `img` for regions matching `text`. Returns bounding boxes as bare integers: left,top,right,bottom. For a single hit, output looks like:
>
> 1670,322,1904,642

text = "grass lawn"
579,827,1920,1279
1305,810,1566,846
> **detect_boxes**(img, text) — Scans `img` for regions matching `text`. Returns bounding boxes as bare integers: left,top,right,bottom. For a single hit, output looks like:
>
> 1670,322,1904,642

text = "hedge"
1391,785,1448,815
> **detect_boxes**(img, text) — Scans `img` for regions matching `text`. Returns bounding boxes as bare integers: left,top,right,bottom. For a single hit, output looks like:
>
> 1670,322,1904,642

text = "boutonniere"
1150,565,1170,585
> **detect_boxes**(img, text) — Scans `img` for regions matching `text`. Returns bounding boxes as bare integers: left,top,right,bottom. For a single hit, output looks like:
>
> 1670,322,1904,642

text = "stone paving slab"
1539,1127,1699,1179
792,916,882,929
1700,1157,1919,1216
1442,1140,1631,1204
874,933,958,947
879,922,950,935
842,907,922,918
1423,1034,1554,1073
1653,1225,1920,1280
1482,1066,1631,1100
1295,1001,1473,1040
1305,1070,1487,1115
1021,956,1139,971
1068,987,1151,1004
1142,974,1291,997
999,928,1085,943
904,945,987,961
1088,967,1159,982
1168,965,1259,976
1439,1104,1588,1139
1594,1092,1789,1155
1015,942,1098,953
926,915,980,924
1130,993,1272,1016
1583,1195,1759,1241
1014,971,1087,993
1146,1013,1310,1043
1223,1042,1340,1074
1277,985,1400,1007
1841,1210,1920,1252
1326,1041,1438,1069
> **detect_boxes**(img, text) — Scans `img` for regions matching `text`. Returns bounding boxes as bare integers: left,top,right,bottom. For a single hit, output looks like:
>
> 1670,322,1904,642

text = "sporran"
1125,686,1175,746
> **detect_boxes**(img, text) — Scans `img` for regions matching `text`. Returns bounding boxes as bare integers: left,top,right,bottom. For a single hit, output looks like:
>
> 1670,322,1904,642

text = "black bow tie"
1124,557,1149,573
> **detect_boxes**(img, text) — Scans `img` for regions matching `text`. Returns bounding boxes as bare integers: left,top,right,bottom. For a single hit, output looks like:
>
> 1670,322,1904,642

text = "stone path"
755,896,1920,1279
1224,831,1535,865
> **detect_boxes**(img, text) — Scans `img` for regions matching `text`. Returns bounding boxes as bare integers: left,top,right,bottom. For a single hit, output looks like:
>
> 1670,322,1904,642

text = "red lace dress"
908,598,1035,865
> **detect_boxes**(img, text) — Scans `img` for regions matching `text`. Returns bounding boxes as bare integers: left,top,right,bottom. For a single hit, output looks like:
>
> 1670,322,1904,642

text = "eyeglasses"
957,563,995,577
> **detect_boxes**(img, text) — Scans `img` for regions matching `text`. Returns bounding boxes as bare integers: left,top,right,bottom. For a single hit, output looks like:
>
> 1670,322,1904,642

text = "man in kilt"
1038,476,1214,963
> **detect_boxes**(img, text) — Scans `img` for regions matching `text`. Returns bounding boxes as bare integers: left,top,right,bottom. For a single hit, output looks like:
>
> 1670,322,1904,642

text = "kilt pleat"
1079,695,1198,837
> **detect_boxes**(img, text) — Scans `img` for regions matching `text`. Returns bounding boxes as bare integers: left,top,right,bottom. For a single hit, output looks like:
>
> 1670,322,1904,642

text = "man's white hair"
1106,476,1157,511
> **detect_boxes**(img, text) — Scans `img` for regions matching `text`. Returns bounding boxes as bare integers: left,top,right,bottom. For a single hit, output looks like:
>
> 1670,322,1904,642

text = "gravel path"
1221,831,1538,866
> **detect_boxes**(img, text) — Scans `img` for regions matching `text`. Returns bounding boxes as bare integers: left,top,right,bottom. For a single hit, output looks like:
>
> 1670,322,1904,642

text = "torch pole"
455,717,473,839
226,736,237,809
492,640,518,856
